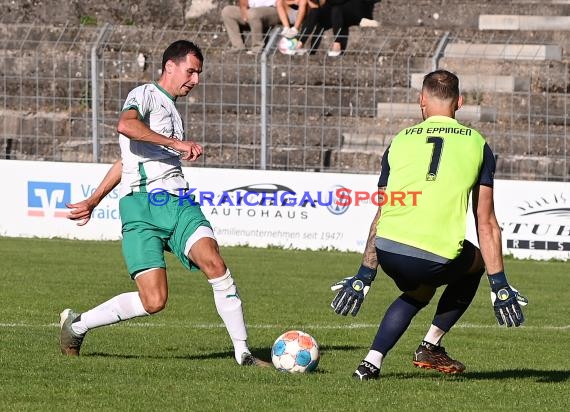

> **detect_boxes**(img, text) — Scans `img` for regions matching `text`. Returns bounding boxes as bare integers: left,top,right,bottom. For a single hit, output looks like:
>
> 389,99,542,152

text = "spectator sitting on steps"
277,0,324,54
222,0,281,54
299,0,381,56
276,0,312,39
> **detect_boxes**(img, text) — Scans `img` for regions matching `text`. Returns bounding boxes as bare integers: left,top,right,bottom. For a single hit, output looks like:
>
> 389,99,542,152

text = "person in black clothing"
299,0,379,56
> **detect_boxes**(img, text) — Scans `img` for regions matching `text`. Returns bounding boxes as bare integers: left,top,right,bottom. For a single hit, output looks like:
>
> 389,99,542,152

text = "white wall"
1,160,568,260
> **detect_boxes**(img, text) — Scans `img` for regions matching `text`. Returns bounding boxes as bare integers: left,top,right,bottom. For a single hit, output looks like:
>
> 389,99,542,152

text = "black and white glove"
488,271,528,327
330,265,377,316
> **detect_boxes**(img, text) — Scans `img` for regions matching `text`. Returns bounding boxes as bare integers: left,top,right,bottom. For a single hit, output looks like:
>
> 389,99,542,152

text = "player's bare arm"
330,187,383,316
472,184,504,274
361,187,385,269
117,109,203,161
474,184,528,326
66,158,122,226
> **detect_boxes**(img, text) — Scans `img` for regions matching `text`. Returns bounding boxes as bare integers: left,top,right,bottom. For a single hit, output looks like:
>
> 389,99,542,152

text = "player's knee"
140,294,167,314
404,284,436,304
221,6,232,20
468,261,485,277
143,300,166,314
200,257,227,278
400,292,433,310
466,242,485,275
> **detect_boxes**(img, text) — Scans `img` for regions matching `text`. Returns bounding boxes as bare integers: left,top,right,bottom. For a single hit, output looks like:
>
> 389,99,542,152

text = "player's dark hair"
422,70,459,101
161,40,203,72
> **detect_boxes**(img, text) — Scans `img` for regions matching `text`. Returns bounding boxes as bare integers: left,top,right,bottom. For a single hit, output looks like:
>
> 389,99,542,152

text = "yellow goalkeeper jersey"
376,115,486,260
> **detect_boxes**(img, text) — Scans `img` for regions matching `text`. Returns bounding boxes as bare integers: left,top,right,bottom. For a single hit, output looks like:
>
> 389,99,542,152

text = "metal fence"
1,23,569,180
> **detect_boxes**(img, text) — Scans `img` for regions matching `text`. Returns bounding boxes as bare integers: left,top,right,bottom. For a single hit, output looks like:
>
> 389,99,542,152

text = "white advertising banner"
0,160,378,252
0,161,123,240
493,180,570,261
0,160,568,260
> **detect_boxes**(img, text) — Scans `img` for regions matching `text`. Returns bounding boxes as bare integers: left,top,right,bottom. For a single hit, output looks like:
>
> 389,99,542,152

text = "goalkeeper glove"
488,271,528,327
330,265,377,316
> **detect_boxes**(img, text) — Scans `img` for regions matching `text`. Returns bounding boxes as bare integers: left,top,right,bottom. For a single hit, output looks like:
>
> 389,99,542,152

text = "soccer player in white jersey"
62,40,269,367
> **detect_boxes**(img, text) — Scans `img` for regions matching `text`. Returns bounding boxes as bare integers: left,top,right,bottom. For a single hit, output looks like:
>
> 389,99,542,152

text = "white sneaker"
281,27,298,39
288,27,299,38
360,18,380,28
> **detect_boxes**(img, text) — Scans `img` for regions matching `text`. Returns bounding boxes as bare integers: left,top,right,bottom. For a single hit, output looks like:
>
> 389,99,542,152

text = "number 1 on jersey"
426,136,443,181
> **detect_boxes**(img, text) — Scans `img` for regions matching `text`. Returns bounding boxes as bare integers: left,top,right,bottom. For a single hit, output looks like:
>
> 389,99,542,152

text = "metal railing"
1,23,568,180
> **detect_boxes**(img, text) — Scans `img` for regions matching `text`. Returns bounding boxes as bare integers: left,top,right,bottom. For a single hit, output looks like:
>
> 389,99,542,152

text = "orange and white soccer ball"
271,330,320,373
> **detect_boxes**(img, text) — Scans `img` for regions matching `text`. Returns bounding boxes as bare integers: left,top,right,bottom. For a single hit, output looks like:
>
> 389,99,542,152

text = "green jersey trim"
122,105,144,120
138,162,148,192
153,82,175,102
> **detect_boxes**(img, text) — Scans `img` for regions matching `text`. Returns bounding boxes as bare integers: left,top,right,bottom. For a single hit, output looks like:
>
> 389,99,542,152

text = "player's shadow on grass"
386,369,569,383
86,350,262,361
85,344,362,362
463,369,570,383
320,344,365,352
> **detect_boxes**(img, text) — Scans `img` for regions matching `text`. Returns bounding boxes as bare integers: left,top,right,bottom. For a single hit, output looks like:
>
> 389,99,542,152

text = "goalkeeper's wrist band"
487,271,508,290
357,264,377,283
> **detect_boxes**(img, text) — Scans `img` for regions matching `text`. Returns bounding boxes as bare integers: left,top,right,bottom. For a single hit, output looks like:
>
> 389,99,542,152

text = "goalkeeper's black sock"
432,269,483,331
371,294,427,355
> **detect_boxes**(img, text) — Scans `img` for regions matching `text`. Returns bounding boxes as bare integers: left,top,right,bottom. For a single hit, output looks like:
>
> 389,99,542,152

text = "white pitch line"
0,322,569,330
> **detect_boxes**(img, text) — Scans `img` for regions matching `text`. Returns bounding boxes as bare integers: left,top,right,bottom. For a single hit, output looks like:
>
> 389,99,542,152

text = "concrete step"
323,150,569,181
510,0,570,3
341,133,390,154
327,149,382,174
325,150,570,181
496,154,568,181
410,73,530,92
444,43,563,61
4,113,566,178
326,144,568,181
174,144,330,171
437,58,569,93
489,131,567,157
479,15,570,31
3,74,419,119
1,109,71,138
377,102,497,122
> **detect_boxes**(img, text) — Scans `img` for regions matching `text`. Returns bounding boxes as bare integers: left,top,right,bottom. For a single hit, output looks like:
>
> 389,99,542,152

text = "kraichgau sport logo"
327,185,349,215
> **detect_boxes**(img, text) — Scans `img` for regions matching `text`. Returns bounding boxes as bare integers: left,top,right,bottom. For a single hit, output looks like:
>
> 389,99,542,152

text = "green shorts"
119,192,212,278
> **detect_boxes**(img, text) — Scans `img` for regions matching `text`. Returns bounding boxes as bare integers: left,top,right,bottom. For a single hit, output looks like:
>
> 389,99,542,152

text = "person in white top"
222,0,281,53
60,40,270,368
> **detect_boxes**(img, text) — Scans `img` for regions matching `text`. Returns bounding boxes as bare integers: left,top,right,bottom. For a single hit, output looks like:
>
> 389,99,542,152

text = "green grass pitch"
0,237,568,411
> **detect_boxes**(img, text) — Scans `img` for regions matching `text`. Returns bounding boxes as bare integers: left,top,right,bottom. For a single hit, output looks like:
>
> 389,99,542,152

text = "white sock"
364,350,384,369
423,324,445,346
71,292,149,335
208,269,249,363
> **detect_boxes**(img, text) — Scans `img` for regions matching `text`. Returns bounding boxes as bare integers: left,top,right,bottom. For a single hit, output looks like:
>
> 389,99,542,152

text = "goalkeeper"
331,69,528,381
